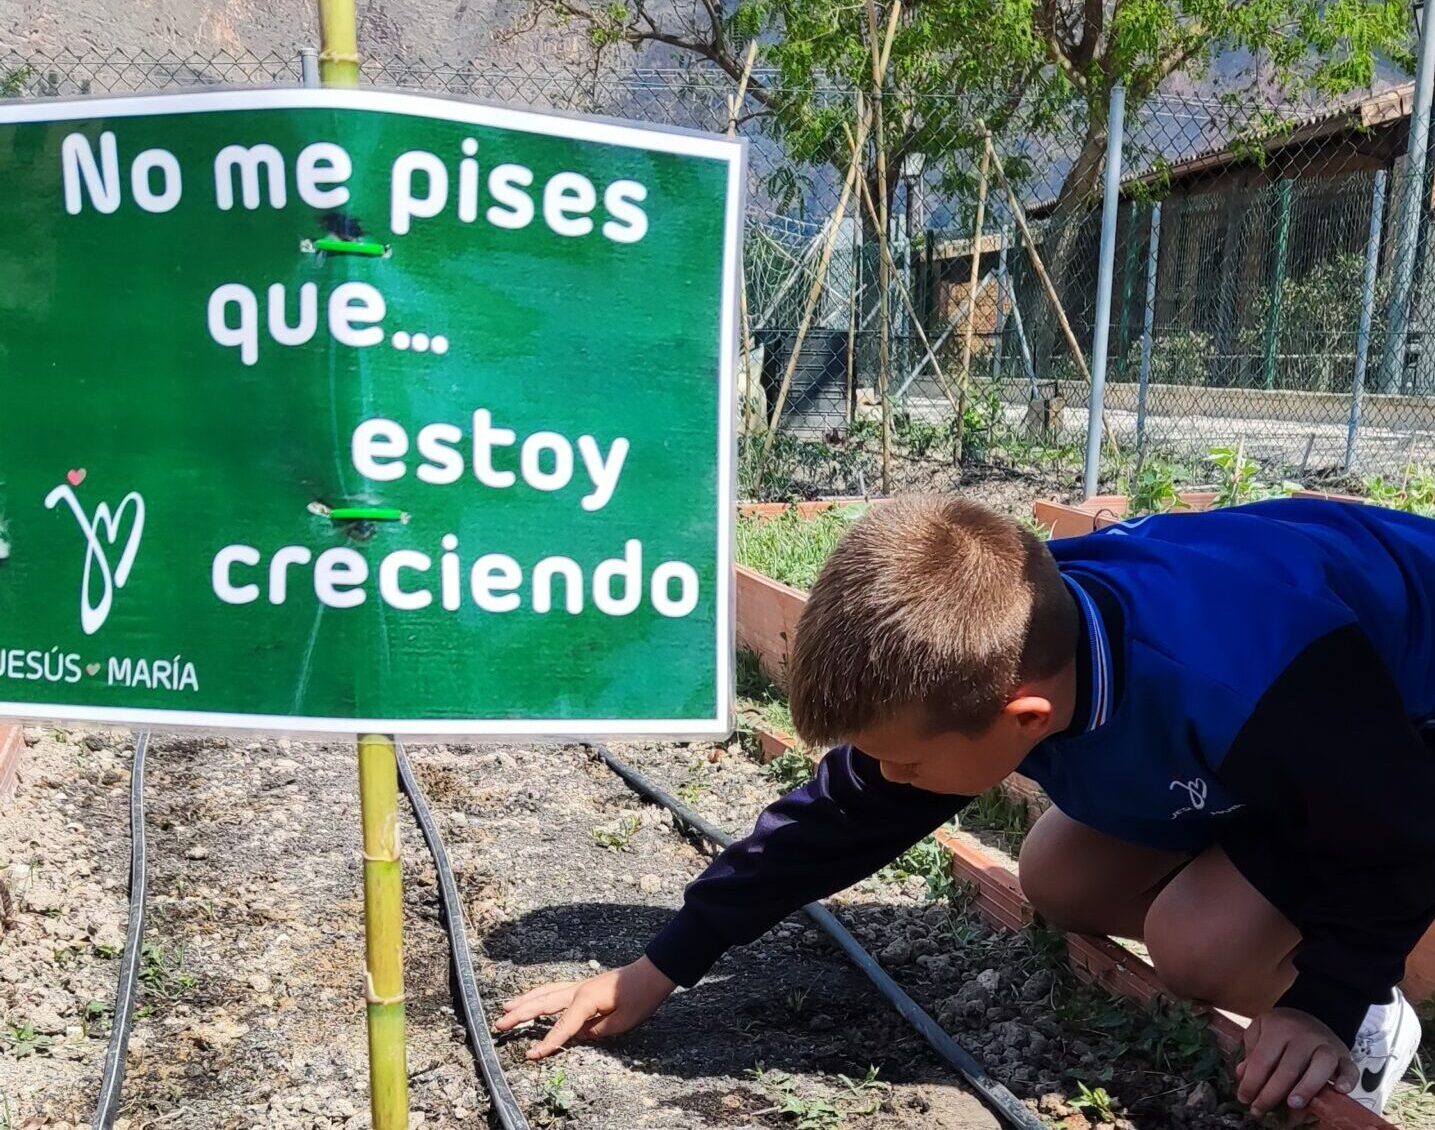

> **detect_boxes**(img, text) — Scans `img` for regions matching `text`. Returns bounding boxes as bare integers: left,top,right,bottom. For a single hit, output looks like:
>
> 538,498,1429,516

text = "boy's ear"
1002,694,1056,735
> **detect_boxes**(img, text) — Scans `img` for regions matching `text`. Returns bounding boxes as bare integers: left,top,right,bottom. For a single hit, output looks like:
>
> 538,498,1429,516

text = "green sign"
0,89,742,736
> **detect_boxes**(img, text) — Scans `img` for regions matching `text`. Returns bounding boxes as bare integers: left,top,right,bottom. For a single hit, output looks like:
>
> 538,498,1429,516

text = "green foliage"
764,750,815,790
1364,465,1435,516
1,1023,53,1058
80,999,113,1039
748,1065,844,1129
1070,1081,1117,1122
591,814,641,851
0,66,31,99
880,832,956,901
1117,330,1213,387
735,505,863,591
736,649,801,739
1125,459,1184,515
959,787,1030,855
540,1068,577,1117
1208,445,1297,507
139,942,196,1000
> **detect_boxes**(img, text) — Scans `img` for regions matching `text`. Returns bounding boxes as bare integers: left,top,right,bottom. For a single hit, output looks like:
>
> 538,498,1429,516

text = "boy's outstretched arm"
1215,625,1435,1112
497,744,968,1058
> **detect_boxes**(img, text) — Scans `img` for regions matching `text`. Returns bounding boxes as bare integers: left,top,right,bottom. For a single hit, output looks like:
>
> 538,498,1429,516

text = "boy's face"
849,697,1058,796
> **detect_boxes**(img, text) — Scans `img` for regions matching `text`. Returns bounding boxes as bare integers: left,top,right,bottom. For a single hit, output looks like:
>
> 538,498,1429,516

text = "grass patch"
959,787,1031,856
736,506,865,591
139,942,196,1000
737,650,798,738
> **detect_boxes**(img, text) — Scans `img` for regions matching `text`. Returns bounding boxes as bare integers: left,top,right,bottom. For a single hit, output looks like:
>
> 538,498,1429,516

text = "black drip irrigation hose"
93,730,151,1130
590,743,1047,1130
396,742,531,1130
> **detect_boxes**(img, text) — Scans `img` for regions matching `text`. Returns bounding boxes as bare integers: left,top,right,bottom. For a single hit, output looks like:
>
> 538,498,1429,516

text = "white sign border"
0,87,743,740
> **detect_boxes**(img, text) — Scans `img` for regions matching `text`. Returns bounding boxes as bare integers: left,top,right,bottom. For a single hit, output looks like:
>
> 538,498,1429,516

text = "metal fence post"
1084,84,1125,499
300,47,319,88
1135,201,1162,450
1346,169,1389,471
1376,3,1435,393
992,224,1010,382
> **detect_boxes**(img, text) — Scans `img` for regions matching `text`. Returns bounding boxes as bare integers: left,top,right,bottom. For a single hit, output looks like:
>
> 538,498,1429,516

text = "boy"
498,496,1435,1117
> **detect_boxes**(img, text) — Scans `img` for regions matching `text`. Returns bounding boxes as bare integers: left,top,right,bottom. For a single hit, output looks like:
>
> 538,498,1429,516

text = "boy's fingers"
1286,1049,1340,1110
1237,1037,1287,1106
526,995,602,1060
1251,1046,1310,1116
503,982,579,1012
495,987,579,1030
1333,1055,1359,1094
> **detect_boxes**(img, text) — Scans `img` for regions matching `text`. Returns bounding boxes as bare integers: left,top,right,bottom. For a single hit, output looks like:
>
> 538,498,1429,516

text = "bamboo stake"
728,43,760,437
955,143,991,463
759,105,877,462
317,5,408,1126
359,734,408,1130
985,135,1117,452
317,0,360,86
866,0,902,494
842,123,960,417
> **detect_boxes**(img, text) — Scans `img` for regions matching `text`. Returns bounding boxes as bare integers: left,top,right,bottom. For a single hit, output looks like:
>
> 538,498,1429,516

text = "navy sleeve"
1217,625,1435,1046
644,744,968,987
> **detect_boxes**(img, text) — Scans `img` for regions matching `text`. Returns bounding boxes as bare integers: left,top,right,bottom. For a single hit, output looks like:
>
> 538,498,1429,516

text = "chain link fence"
3,45,1433,499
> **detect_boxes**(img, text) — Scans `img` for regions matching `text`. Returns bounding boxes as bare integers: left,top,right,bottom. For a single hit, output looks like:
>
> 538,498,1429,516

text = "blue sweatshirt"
645,499,1435,1045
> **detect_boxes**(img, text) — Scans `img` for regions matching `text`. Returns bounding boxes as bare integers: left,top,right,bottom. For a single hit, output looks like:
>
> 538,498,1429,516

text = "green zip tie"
314,237,387,257
329,507,406,522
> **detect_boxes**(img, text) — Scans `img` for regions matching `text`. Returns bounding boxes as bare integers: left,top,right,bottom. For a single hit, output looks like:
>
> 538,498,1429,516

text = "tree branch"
1033,0,1086,91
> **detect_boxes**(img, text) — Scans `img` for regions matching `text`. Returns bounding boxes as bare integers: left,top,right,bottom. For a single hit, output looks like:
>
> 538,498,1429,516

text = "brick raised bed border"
734,512,1394,1130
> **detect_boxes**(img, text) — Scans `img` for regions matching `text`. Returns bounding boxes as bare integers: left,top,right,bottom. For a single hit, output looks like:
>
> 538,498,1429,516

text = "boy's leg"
1019,807,1301,1017
1144,845,1301,1017
1018,807,1188,938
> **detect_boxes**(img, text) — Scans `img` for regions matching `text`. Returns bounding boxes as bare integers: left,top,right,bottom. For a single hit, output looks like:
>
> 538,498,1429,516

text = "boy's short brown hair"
788,496,1077,745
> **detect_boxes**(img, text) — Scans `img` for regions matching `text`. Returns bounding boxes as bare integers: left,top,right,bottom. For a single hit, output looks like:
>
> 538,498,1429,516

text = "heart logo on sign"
44,483,146,635
67,468,86,487
85,663,100,677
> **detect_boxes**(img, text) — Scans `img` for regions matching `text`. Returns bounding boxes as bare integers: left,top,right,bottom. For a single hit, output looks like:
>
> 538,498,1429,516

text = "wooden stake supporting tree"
955,143,991,464
984,135,1117,454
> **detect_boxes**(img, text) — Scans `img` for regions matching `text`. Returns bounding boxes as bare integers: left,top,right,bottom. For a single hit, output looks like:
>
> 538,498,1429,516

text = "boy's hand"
1236,1007,1359,1116
495,956,676,1060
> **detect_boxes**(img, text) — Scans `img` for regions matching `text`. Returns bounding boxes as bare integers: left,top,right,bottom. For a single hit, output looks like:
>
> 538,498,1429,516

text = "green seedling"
748,1066,843,1130
838,1067,890,1115
1070,1081,1117,1123
138,941,196,1000
540,1068,576,1117
1,1024,53,1058
590,815,641,852
80,999,113,1038
676,761,708,806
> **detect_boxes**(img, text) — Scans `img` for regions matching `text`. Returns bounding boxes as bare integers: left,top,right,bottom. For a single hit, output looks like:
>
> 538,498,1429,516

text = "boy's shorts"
1217,720,1435,925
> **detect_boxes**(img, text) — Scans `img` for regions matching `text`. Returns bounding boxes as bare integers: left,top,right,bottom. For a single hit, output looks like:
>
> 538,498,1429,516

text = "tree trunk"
1024,126,1108,387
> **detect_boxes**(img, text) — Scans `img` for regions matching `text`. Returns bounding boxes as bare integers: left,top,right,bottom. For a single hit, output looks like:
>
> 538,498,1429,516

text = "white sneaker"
1349,988,1422,1114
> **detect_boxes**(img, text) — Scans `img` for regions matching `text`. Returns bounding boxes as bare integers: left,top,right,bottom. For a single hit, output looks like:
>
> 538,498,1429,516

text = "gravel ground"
3,728,1427,1129
0,731,998,1130
605,740,1261,1130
